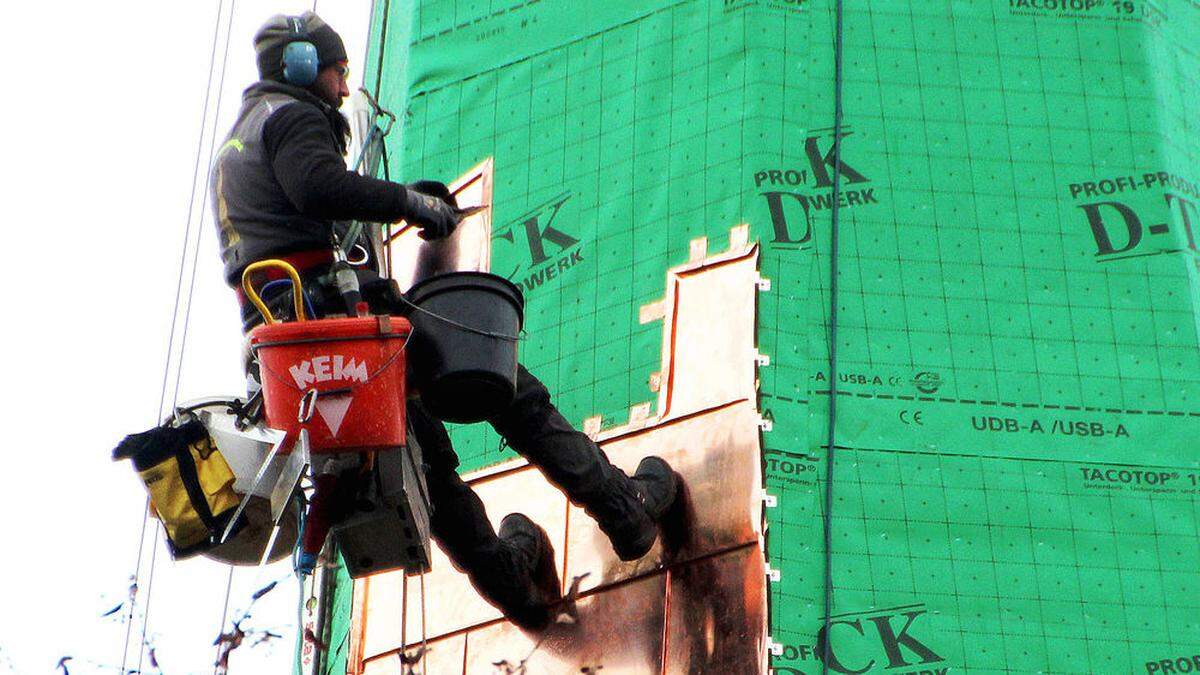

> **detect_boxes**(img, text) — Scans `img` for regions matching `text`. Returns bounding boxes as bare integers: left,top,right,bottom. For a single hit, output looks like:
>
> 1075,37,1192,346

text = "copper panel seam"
366,543,759,657
662,543,769,674
659,567,673,675
367,543,765,656
347,576,368,675
674,247,758,278
662,277,682,417
439,399,755,484
361,632,468,675
593,398,749,445
560,492,571,586
458,571,669,674
562,541,762,605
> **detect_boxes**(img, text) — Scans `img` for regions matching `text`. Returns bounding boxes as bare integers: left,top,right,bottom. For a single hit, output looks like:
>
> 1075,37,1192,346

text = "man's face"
313,60,350,108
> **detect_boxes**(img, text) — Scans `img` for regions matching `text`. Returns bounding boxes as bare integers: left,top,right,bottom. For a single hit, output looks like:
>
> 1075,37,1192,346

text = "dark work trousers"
242,269,647,601
409,365,648,596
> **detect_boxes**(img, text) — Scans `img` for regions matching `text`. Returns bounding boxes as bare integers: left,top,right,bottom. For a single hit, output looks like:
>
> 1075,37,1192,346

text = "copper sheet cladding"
461,573,668,674
357,568,403,661
566,228,764,590
648,233,760,422
389,158,494,292
402,466,569,645
663,545,769,674
352,225,770,674
361,633,466,675
564,400,764,592
357,465,569,658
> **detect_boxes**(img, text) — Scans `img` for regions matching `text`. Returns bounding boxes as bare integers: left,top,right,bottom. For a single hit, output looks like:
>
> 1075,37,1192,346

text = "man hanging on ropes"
209,12,683,630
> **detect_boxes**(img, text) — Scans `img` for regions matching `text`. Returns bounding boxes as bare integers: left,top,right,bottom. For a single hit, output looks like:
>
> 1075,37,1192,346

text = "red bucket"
250,315,410,454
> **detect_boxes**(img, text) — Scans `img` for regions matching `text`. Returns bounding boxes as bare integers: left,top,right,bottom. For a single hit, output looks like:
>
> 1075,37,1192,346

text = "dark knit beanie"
254,12,348,83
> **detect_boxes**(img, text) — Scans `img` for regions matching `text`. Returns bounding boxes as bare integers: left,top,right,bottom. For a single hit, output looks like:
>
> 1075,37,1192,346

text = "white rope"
419,572,428,675
169,0,239,413
122,0,239,670
121,0,228,668
212,567,236,675
134,531,161,674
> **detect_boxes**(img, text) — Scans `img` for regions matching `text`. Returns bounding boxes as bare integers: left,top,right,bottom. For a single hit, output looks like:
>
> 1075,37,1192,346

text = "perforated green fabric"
320,1,1200,672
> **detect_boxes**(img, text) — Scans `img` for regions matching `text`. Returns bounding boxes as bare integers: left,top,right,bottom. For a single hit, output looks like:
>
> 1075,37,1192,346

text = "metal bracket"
761,490,778,508
766,565,781,582
219,428,290,545
759,417,773,432
757,277,771,292
271,430,311,524
260,429,312,566
756,353,771,367
298,389,319,424
766,637,785,656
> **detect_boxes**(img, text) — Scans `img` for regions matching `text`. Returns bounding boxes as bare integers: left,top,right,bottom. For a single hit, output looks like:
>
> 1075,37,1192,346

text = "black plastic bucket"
406,272,524,423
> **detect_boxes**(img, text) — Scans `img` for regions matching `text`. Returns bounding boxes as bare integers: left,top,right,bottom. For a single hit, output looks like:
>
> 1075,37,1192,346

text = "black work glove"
408,180,458,207
403,181,460,240
359,276,407,315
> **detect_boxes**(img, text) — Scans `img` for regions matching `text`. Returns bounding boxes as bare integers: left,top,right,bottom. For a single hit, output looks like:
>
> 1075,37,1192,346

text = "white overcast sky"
4,2,374,672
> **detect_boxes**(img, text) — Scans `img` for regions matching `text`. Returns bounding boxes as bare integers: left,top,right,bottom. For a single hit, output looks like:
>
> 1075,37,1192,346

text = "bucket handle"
395,294,522,342
257,333,413,396
242,260,308,325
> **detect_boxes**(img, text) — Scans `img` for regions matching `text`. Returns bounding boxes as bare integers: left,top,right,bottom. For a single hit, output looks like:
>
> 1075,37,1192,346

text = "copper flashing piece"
462,572,668,674
663,545,769,674
351,225,770,674
643,225,760,423
356,465,570,657
564,400,764,592
362,633,466,675
357,570,403,661
400,467,570,644
388,158,494,292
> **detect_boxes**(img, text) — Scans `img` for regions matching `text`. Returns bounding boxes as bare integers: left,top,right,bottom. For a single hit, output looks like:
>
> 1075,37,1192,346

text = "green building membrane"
321,1,1200,672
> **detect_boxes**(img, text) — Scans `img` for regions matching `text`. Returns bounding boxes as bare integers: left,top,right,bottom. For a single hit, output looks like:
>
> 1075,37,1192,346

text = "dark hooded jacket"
210,81,411,284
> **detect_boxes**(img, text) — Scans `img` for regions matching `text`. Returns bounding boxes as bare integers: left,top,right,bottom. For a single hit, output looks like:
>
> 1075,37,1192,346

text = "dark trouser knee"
488,365,645,529
425,462,504,573
409,400,502,573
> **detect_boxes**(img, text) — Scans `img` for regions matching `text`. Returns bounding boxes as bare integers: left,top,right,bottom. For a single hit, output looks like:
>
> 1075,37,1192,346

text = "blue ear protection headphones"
282,16,319,87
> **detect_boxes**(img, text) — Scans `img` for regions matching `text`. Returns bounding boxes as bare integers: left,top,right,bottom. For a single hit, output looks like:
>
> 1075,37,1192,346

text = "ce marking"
899,409,924,426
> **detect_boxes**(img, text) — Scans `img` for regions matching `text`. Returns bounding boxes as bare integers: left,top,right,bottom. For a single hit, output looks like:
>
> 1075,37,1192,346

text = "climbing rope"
120,1,237,671
398,573,430,675
213,567,236,673
821,0,846,672
168,0,238,422
135,534,161,673
372,0,392,101
420,572,429,672
159,2,242,667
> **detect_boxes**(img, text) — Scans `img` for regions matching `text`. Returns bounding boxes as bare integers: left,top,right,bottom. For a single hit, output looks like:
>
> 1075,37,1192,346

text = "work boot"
597,456,682,561
474,514,561,631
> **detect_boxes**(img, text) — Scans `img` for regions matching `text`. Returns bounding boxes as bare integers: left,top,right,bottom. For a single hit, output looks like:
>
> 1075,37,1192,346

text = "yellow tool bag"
113,418,242,559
